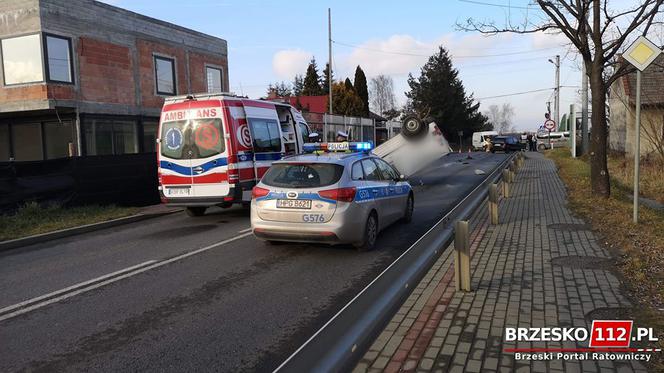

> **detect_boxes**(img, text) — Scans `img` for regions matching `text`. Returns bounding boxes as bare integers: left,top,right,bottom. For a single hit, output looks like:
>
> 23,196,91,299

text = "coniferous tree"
321,63,334,94
332,82,364,117
267,81,292,97
344,77,354,92
353,66,369,116
292,74,304,96
406,46,489,136
302,58,323,96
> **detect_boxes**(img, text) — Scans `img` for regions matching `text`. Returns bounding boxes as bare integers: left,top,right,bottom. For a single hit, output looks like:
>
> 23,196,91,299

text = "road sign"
624,36,662,72
623,36,661,223
544,119,555,131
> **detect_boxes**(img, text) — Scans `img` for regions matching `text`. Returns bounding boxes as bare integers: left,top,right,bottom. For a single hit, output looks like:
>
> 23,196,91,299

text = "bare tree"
485,103,516,133
459,0,663,198
369,75,397,116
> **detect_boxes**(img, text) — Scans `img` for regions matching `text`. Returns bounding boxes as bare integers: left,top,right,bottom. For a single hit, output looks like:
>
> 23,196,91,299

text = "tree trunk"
589,63,610,198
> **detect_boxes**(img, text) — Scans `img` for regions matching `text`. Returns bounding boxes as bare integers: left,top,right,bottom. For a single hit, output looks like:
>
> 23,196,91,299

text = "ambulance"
157,93,312,216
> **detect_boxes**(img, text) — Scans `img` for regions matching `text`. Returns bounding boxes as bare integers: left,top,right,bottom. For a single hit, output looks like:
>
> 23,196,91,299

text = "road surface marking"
238,227,252,233
0,232,253,322
0,260,157,315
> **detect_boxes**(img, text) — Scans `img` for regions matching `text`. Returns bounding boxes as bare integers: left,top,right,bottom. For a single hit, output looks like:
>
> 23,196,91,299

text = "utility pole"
581,62,589,155
328,8,333,115
554,55,560,130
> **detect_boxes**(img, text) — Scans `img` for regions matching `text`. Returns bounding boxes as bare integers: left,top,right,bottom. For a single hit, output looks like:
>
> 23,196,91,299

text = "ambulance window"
160,120,186,159
298,122,309,144
191,119,224,158
249,118,281,153
360,159,381,181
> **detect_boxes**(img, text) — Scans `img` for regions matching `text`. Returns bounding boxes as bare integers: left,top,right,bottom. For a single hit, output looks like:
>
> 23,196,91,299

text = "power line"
458,0,539,10
477,88,553,100
332,40,560,59
477,85,579,100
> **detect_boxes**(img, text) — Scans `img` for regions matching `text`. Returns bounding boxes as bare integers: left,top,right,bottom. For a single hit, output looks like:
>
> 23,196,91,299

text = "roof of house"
621,54,664,106
285,96,329,114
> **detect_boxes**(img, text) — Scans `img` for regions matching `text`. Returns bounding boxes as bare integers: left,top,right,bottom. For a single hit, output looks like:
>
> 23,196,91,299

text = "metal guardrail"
274,152,519,373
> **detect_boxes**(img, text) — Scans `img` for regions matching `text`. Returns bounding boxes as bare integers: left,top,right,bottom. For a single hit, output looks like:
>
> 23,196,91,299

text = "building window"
44,121,73,159
12,123,43,161
142,120,158,152
154,56,175,95
85,118,138,155
206,66,223,93
0,124,9,161
44,34,74,83
1,34,44,85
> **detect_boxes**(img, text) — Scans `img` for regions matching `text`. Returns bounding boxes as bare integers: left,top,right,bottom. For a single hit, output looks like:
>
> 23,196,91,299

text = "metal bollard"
489,183,499,225
502,169,510,198
454,220,471,292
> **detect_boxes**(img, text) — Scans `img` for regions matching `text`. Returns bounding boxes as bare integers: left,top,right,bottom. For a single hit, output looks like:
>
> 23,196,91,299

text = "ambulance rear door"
243,100,284,180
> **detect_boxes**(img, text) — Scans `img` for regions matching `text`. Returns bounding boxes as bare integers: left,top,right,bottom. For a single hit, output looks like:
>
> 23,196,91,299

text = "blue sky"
102,0,588,130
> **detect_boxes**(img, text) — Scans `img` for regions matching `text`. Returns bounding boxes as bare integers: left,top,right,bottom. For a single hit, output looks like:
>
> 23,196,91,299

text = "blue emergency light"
303,142,373,153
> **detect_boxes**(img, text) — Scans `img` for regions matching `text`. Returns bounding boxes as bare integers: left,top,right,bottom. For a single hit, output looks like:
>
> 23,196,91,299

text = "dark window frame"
42,32,75,84
0,32,45,86
80,114,159,156
205,65,223,93
360,158,382,181
351,160,365,181
154,55,176,96
0,114,78,161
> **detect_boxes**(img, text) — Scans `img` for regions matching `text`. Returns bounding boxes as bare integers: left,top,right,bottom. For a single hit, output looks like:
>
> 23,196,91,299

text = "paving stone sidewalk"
355,152,646,373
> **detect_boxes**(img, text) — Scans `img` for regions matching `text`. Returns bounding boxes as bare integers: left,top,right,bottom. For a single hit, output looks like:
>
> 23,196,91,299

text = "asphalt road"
0,151,507,372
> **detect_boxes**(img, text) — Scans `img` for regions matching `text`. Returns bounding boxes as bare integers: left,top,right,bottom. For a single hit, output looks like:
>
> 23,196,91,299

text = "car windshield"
261,163,344,188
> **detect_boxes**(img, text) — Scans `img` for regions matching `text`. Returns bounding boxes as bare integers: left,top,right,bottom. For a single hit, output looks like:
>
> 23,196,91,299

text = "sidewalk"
355,152,645,373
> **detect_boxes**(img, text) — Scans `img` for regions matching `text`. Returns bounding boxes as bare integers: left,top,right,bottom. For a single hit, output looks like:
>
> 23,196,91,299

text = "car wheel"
401,115,427,141
354,212,378,252
402,194,414,223
218,201,233,209
185,207,206,217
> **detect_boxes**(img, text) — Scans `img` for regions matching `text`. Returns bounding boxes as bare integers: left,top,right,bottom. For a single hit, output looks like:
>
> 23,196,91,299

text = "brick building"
0,0,228,161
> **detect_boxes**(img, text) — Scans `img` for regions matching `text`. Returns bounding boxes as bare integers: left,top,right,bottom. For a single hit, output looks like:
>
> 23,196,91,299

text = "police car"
250,142,414,251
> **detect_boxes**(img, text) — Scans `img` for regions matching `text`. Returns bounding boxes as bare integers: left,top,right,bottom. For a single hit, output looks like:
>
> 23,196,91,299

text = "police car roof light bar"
303,142,373,154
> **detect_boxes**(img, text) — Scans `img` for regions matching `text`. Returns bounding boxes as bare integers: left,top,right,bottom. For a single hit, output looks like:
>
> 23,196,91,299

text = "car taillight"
252,186,270,199
318,187,356,202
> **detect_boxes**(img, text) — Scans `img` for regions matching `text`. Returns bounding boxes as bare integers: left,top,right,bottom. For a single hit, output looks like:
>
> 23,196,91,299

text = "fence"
0,154,160,213
302,113,377,143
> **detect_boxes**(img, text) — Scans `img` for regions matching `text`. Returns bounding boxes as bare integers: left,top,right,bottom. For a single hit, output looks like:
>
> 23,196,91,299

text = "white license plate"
167,187,191,196
276,199,312,209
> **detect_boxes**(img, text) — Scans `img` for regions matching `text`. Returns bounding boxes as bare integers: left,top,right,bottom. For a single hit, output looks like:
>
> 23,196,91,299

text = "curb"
0,209,182,253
